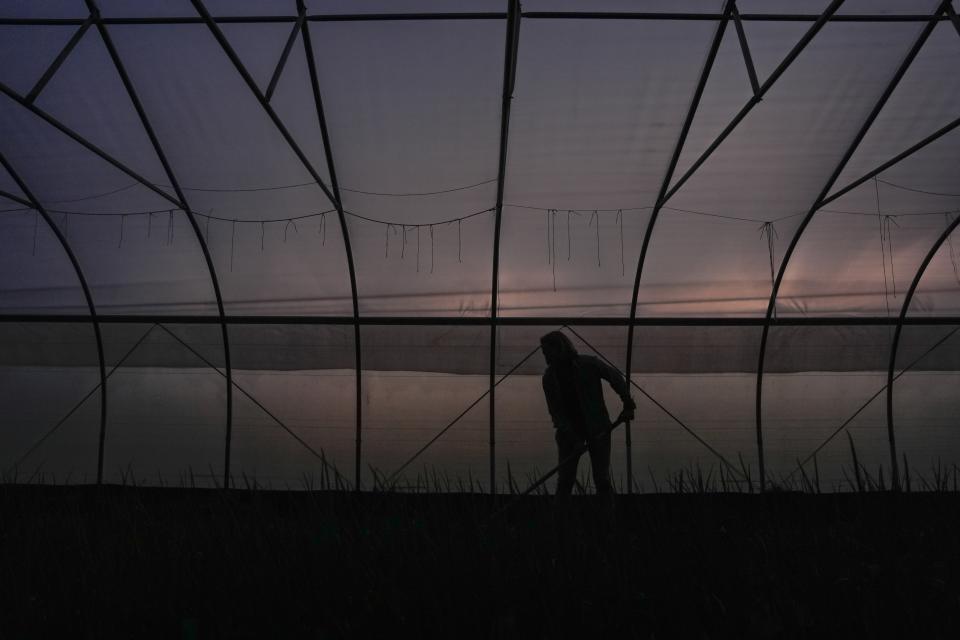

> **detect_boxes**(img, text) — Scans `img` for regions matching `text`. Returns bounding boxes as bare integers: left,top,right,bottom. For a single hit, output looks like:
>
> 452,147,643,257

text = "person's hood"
540,330,578,364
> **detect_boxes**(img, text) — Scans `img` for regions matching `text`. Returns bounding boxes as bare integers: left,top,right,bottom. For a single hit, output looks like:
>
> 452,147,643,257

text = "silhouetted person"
540,331,635,498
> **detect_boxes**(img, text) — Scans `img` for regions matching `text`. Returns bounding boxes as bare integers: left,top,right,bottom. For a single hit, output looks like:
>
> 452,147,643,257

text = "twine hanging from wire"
589,210,600,268
758,221,779,319
117,214,126,248
880,214,899,298
616,208,624,277
283,219,298,243
166,210,175,246
946,212,960,287
875,177,898,318
547,209,558,291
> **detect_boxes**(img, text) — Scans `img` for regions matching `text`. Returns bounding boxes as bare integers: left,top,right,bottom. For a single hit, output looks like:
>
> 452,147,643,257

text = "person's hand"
622,398,636,422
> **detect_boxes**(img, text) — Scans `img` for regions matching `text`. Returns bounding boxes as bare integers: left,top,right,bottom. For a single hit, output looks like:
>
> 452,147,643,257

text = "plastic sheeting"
2,2,959,491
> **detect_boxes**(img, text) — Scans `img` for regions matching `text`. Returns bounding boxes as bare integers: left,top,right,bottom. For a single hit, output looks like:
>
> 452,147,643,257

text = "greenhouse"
1,0,959,493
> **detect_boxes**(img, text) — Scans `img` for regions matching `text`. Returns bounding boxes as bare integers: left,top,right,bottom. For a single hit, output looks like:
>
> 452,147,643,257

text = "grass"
2,476,960,637
3,440,960,637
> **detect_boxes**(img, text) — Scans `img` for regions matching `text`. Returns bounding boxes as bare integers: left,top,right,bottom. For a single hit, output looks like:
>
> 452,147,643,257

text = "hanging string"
757,221,779,288
430,224,435,274
147,211,153,238
230,220,237,272
545,209,551,262
166,210,175,246
32,210,39,256
589,210,600,268
550,209,558,292
118,214,126,248
616,209,624,277
758,221,779,319
318,211,327,245
385,223,391,258
401,225,407,259
875,177,894,317
204,210,212,240
260,221,266,252
881,214,899,298
416,225,421,273
284,219,297,243
946,212,960,287
457,219,462,263
567,210,572,261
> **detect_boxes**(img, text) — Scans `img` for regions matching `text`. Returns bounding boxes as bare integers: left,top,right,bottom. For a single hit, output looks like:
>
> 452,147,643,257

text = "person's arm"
588,357,636,420
542,372,566,429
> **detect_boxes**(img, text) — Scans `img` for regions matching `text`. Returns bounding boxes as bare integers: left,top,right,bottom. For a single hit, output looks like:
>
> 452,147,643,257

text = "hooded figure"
540,331,635,497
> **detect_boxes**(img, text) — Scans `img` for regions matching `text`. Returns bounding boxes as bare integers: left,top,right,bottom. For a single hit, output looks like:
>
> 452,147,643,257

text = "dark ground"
1,486,959,638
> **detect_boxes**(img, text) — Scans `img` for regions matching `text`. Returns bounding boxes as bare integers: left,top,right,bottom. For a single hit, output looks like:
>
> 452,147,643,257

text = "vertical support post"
754,3,945,492
0,154,109,485
489,0,521,495
298,0,364,490
624,3,734,493
88,0,236,489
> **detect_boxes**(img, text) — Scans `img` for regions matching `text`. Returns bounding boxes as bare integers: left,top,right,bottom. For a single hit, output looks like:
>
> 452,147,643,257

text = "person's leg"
587,430,613,497
555,428,581,497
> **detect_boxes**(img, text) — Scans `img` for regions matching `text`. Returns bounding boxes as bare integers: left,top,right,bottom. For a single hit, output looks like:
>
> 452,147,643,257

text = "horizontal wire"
877,178,960,198
38,177,498,202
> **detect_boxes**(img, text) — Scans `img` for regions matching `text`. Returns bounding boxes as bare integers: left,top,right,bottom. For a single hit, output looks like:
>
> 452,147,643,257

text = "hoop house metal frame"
2,0,959,492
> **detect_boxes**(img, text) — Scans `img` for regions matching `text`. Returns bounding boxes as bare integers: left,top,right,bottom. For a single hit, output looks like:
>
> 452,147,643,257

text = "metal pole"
4,312,960,328
489,0,521,495
624,2,734,493
753,3,945,491
0,13,952,26
885,215,960,492
88,0,236,489
25,15,95,104
820,115,960,209
298,0,364,491
661,0,845,205
0,155,109,484
189,0,364,489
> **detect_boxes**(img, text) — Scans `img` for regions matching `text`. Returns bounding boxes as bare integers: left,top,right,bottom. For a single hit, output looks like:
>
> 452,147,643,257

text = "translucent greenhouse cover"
0,0,958,492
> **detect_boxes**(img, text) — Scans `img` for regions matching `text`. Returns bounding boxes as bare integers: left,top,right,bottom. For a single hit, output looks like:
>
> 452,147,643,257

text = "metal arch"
660,0,844,205
820,115,960,210
623,0,841,492
25,15,94,104
297,0,364,491
489,0,521,495
623,1,735,494
885,216,960,488
753,4,946,491
85,0,237,489
0,83,184,207
186,0,364,487
885,3,960,491
0,154,110,484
